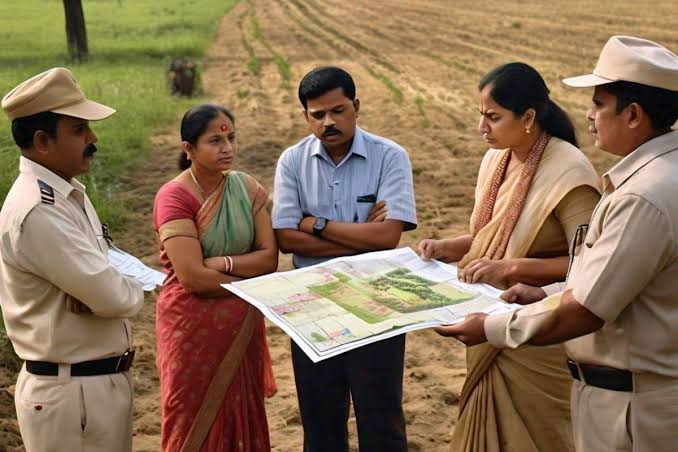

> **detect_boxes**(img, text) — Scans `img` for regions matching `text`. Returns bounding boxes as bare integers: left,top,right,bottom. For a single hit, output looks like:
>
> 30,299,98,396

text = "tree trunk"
63,0,89,61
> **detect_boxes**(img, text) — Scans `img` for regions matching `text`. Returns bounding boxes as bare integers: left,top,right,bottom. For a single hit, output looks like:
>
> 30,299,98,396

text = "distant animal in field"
168,58,199,97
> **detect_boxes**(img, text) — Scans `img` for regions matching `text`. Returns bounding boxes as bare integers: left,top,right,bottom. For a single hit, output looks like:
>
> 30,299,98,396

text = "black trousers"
291,335,408,452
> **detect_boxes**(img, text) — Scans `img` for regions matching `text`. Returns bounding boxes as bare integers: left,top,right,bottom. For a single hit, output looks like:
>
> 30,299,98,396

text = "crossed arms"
163,205,279,297
275,201,404,257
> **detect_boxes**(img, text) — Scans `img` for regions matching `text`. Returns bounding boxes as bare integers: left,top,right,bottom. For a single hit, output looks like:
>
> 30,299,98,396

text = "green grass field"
0,0,238,229
0,0,238,340
310,281,387,324
430,283,476,301
386,286,420,304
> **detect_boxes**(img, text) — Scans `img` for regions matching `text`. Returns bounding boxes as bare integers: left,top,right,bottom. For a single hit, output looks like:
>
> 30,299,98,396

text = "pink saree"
153,171,276,452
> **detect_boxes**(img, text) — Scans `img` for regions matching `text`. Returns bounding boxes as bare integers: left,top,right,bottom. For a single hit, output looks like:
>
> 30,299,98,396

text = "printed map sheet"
224,248,518,362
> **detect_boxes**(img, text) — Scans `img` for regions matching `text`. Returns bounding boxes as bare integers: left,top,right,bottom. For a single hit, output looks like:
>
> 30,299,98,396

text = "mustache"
322,127,341,137
83,143,97,157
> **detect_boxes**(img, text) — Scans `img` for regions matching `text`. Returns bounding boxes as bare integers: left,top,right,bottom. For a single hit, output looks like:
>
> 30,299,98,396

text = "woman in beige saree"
418,63,601,452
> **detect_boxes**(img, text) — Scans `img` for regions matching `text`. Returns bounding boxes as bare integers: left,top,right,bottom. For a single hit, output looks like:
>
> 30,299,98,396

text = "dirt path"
2,1,676,451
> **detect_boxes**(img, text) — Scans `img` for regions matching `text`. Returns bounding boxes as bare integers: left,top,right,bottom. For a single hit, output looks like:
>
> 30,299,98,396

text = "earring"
525,127,531,134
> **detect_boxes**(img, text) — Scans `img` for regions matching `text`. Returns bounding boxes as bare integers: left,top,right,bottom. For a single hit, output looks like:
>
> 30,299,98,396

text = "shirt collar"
19,156,86,198
310,127,367,164
603,130,678,192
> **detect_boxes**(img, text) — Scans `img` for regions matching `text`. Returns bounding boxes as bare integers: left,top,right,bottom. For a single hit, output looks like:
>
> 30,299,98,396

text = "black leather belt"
567,359,632,392
26,350,135,377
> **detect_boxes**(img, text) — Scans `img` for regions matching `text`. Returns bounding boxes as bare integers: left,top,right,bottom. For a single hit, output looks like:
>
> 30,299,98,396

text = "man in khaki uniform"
0,68,144,451
435,36,678,452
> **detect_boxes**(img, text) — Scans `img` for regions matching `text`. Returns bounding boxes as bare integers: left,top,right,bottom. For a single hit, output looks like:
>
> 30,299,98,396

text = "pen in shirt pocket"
354,194,377,222
357,194,377,203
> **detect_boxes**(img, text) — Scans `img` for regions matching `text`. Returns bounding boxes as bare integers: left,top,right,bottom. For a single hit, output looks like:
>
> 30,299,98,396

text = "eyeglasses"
567,224,589,279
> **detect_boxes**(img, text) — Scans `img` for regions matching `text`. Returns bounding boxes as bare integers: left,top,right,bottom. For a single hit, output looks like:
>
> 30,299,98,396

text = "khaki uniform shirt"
486,130,678,377
0,157,144,363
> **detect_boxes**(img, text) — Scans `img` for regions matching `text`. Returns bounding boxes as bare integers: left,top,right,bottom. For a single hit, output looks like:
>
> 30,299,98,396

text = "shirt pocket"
583,223,601,249
583,201,609,250
354,194,377,223
574,222,600,272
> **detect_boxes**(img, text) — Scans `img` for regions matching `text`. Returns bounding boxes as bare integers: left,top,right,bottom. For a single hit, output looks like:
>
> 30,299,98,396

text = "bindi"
220,123,229,132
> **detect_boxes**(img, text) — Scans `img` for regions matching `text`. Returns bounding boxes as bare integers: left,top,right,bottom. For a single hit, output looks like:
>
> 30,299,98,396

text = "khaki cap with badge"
563,35,678,91
1,67,116,120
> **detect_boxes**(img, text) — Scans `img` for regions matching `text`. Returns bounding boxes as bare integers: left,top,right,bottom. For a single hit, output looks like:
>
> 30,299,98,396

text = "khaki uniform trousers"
14,363,134,452
571,375,678,452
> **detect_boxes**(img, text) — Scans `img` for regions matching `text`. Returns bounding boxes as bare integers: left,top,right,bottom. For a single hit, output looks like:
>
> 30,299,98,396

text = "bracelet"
223,256,233,274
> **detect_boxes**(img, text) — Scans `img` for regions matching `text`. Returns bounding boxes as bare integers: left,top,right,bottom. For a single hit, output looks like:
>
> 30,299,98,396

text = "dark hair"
298,66,356,110
479,62,578,147
11,111,62,150
602,81,678,131
178,103,234,169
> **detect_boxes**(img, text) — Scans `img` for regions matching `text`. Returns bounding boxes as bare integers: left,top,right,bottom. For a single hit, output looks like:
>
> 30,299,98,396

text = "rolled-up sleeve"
272,150,303,230
17,205,144,318
542,282,566,296
571,194,673,323
377,148,417,231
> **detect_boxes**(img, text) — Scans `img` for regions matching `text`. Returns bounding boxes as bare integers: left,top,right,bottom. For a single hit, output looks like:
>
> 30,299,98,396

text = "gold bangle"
223,256,230,273
226,256,234,274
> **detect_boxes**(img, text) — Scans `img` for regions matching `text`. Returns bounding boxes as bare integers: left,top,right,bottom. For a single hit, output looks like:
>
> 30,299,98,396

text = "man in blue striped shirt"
272,66,417,452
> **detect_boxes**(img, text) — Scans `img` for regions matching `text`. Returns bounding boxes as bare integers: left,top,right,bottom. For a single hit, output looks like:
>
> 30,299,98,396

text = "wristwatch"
312,217,328,237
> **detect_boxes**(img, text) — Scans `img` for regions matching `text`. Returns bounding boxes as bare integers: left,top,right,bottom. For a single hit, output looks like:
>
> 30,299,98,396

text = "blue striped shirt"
272,127,417,268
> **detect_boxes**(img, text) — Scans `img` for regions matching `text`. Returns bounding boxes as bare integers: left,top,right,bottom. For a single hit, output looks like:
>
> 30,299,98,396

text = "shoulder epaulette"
37,179,55,205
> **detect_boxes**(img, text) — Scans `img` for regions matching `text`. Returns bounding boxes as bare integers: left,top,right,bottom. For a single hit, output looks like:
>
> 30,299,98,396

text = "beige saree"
451,137,601,452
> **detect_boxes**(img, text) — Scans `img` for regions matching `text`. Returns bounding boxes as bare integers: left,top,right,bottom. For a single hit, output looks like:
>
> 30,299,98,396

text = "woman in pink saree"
153,104,278,452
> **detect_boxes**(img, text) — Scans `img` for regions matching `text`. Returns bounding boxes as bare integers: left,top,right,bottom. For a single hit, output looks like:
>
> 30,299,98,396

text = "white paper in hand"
107,246,166,291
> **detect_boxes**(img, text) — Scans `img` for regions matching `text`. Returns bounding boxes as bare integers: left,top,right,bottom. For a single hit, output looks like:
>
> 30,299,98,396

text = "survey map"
225,248,517,362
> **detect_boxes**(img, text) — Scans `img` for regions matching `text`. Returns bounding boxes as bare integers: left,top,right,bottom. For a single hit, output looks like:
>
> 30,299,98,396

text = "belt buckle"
115,350,135,372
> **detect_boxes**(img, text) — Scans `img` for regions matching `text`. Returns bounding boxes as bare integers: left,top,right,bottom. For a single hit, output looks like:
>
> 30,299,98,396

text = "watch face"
314,218,327,231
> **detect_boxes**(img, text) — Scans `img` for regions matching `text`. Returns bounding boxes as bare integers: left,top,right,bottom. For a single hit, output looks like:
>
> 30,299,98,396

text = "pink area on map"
288,292,320,303
327,328,352,338
273,305,300,315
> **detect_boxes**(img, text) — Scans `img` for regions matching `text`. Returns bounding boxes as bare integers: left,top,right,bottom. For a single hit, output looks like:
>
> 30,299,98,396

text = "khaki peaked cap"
563,35,678,91
1,67,115,121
